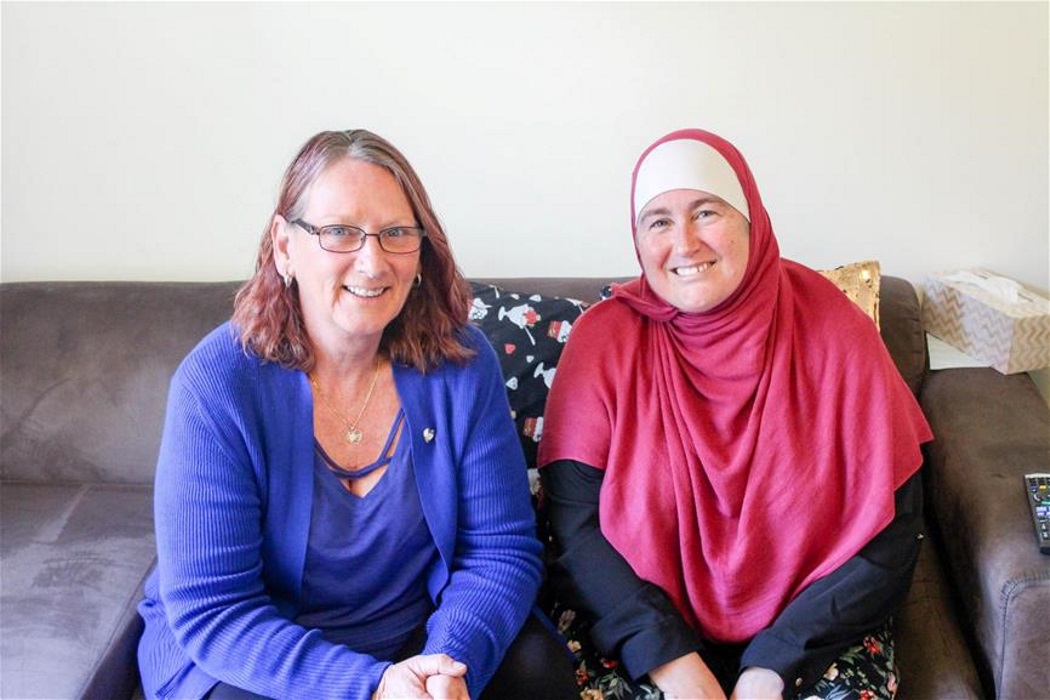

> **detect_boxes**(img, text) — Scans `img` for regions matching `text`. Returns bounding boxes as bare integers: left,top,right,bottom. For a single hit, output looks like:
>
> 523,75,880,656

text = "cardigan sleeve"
541,458,702,680
152,348,389,700
419,327,545,697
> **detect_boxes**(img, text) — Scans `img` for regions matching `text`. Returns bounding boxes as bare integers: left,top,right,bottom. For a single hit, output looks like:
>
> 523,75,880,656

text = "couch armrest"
919,368,1050,699
78,561,153,700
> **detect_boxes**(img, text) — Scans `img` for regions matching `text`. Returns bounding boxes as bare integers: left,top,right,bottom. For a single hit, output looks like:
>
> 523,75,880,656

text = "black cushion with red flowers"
469,282,588,473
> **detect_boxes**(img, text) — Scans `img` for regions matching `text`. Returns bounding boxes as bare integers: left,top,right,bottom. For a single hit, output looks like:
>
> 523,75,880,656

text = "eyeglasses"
292,219,427,254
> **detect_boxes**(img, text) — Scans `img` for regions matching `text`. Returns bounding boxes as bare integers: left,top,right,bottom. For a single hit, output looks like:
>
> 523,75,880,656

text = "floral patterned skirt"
552,605,899,700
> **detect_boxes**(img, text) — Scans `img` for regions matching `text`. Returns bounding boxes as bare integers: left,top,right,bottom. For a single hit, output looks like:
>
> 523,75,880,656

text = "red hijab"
538,129,932,642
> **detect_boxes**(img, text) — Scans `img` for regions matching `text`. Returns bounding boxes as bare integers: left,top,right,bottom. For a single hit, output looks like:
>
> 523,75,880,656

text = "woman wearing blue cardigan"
137,130,574,700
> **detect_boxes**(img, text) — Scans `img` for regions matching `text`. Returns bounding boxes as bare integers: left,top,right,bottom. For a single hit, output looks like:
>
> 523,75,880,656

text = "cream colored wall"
2,2,1047,295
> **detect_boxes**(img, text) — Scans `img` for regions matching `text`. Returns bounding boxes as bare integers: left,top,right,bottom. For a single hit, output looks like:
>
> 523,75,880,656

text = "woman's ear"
271,215,292,275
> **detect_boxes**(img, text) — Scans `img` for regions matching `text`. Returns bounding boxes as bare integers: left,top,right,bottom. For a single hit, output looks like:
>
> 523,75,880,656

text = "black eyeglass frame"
291,219,428,254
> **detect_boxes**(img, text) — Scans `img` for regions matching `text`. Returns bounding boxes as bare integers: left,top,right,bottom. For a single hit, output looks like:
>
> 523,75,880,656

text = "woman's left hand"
730,666,784,700
425,672,470,700
372,654,467,699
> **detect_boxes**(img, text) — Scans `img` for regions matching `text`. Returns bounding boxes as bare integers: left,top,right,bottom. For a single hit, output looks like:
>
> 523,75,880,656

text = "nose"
671,220,704,255
354,234,389,275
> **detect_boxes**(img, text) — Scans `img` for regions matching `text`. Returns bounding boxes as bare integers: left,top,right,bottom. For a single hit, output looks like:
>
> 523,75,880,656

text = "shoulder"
582,296,638,324
567,297,639,341
557,298,643,367
171,321,296,408
440,324,501,378
398,324,502,392
458,322,493,355
782,261,880,337
176,322,254,382
781,263,889,376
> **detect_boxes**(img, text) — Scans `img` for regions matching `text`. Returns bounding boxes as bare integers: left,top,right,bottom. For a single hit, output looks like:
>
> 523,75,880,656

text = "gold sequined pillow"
818,260,881,329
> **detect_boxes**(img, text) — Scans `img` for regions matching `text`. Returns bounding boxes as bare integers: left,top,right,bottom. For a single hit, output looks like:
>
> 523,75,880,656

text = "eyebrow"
313,218,418,230
637,196,724,226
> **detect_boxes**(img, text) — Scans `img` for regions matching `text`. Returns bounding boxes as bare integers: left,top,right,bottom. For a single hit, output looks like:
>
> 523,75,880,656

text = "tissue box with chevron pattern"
922,268,1050,374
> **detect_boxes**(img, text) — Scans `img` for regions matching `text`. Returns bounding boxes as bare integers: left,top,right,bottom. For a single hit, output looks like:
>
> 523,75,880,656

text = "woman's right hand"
372,654,468,699
648,651,727,700
424,672,469,700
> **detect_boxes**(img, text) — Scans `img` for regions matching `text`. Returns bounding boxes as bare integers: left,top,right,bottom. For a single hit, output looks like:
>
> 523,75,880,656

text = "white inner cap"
634,139,750,222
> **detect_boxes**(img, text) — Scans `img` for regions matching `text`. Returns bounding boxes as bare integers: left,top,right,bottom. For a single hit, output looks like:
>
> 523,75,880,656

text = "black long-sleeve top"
541,459,924,692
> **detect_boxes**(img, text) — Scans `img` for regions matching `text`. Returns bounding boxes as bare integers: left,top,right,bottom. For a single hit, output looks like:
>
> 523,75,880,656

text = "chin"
673,293,721,314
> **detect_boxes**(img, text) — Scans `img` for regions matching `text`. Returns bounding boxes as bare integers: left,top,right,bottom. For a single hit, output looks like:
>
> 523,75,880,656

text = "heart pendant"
347,428,364,444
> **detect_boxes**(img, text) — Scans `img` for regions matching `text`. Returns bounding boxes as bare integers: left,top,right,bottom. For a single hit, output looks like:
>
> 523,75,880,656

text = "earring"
414,273,422,288
283,270,294,288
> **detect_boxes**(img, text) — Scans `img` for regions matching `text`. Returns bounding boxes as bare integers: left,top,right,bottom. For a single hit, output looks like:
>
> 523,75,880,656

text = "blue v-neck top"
295,410,437,658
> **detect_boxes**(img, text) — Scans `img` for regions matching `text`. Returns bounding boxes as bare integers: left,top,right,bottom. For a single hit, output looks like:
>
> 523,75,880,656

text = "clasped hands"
372,653,470,700
649,652,784,700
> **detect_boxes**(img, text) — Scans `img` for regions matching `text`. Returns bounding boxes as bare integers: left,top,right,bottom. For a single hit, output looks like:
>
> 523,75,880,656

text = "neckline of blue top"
315,408,406,480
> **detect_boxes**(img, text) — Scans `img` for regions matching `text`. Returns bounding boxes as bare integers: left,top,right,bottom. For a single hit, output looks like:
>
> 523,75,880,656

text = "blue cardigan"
137,323,543,700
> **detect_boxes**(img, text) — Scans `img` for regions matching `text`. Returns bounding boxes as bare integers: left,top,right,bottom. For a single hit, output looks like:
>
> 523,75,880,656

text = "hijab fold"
538,129,931,642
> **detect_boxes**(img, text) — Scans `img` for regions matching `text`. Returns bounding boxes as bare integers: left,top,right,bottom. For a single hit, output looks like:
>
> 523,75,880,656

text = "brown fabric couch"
1,276,1047,699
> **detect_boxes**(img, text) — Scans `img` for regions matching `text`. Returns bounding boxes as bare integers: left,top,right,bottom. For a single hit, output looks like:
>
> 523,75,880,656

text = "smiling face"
635,188,750,314
272,157,421,357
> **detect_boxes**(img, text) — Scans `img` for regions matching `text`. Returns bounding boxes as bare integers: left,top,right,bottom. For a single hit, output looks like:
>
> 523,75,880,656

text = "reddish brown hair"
232,129,474,372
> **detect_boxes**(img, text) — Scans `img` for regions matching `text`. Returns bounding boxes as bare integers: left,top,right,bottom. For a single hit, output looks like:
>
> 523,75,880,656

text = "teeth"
345,285,384,298
674,262,714,276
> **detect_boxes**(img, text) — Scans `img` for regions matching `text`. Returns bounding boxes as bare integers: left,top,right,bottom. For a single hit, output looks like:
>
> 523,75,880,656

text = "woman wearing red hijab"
538,129,932,699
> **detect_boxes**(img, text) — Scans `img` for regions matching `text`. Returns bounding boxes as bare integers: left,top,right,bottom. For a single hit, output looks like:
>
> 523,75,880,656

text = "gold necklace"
310,358,381,445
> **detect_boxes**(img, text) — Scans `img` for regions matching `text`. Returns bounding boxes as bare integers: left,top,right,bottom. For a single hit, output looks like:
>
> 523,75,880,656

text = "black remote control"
1024,473,1050,555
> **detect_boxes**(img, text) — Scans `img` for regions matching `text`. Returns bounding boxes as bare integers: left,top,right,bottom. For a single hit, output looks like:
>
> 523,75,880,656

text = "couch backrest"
473,277,624,305
0,275,925,484
878,276,928,396
1,281,240,483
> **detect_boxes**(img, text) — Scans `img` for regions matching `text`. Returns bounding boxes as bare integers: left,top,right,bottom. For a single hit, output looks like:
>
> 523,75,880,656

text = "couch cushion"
894,528,984,698
0,481,155,699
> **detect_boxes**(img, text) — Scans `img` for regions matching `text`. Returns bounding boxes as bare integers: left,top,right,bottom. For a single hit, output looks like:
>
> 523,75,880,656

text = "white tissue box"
922,268,1050,374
